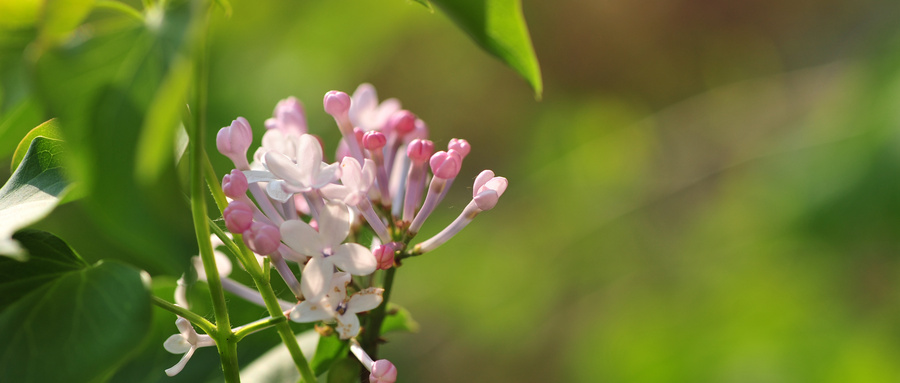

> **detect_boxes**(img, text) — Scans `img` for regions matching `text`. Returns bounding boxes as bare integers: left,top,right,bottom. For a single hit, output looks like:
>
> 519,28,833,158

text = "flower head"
290,272,384,339
163,318,215,376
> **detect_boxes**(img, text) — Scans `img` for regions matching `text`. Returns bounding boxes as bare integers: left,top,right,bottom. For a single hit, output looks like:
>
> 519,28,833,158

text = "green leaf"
380,303,420,335
430,0,542,98
34,3,197,276
325,357,359,383
0,230,88,311
0,232,152,383
11,118,62,172
0,136,69,260
311,334,350,376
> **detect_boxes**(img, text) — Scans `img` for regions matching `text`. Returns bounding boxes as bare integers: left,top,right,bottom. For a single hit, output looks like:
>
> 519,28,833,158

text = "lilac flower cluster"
164,84,507,380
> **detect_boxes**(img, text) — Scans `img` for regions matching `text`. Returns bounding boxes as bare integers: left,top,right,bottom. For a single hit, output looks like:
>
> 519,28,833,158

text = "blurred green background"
6,0,900,381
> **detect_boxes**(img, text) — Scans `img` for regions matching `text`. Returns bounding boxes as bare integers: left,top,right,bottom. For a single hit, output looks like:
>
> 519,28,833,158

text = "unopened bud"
224,201,253,233
243,222,281,255
387,110,416,136
222,169,248,199
369,359,397,383
216,117,253,168
448,138,471,158
429,151,461,179
324,91,351,118
406,139,434,162
363,131,387,150
373,244,396,270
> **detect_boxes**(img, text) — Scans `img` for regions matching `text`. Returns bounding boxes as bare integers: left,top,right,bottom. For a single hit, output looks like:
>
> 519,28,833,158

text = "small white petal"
319,184,351,202
318,202,351,248
243,170,278,183
165,347,196,376
265,152,309,188
347,287,384,314
340,157,363,190
280,220,324,256
313,162,342,188
266,180,295,202
290,300,334,323
163,334,191,354
300,257,333,302
336,312,361,339
331,243,376,276
295,134,324,184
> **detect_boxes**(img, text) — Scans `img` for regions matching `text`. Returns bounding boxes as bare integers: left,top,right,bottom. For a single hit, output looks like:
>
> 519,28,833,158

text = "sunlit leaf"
0,137,69,260
135,57,192,184
40,0,96,40
0,231,152,383
410,0,434,13
430,0,542,97
11,118,62,171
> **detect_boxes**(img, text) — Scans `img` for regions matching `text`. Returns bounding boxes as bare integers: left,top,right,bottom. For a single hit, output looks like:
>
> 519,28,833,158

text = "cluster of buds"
164,84,507,380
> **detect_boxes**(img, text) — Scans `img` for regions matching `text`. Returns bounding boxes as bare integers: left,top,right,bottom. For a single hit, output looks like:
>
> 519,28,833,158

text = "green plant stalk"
234,315,287,341
251,272,318,383
360,267,397,360
187,3,240,381
152,295,216,335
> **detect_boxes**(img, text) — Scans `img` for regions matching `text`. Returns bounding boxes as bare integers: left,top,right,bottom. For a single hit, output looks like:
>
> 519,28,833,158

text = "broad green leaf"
430,0,542,98
0,0,41,30
0,230,88,311
11,118,62,171
0,232,152,383
0,136,69,260
34,3,197,276
311,334,350,376
380,303,420,335
326,357,360,383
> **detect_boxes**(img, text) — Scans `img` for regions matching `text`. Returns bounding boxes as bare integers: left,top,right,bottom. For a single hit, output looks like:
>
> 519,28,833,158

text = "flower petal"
243,170,277,183
331,243,376,275
318,201,351,248
295,134,324,184
301,256,333,302
313,162,341,188
265,151,309,188
290,300,334,323
472,170,495,198
340,157,363,190
165,347,196,376
336,312,361,339
280,220,324,256
163,334,191,354
347,287,384,314
266,180,295,202
319,184,351,202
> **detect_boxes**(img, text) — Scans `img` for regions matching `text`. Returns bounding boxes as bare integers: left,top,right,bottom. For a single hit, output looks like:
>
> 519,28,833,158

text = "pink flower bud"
353,127,365,146
373,244,396,270
472,170,508,211
406,139,434,162
429,151,461,179
448,138,471,158
363,131,387,150
243,222,281,255
369,359,397,383
265,96,307,135
386,110,416,136
217,117,253,168
222,169,248,199
324,91,351,118
224,201,254,233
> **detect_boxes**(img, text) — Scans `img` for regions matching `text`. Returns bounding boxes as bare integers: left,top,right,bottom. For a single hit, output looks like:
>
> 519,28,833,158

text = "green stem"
205,155,228,212
361,267,397,360
234,315,287,341
151,295,216,335
250,270,318,382
187,4,240,381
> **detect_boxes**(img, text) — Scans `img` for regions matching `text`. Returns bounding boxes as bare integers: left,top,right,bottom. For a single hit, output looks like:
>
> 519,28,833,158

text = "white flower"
280,201,377,301
163,318,216,376
349,83,401,132
290,272,383,339
320,157,376,207
244,134,341,202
